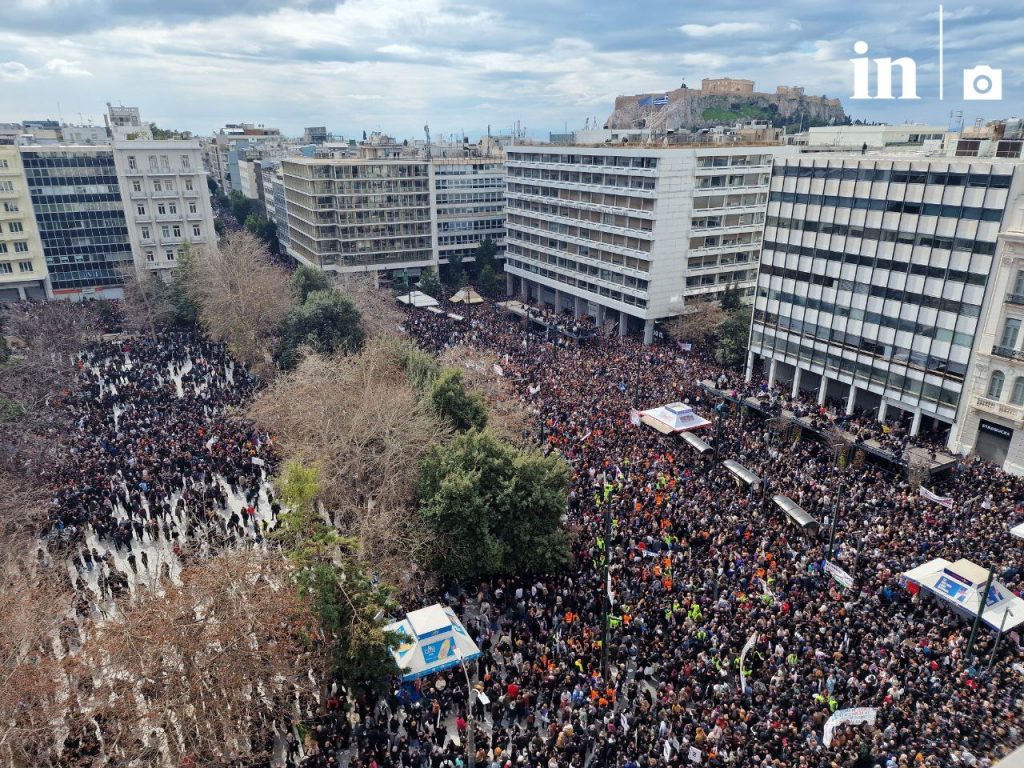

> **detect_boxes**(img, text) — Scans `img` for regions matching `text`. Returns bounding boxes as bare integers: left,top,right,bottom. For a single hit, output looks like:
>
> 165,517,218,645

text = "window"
157,203,166,215
148,155,158,171
8,221,23,233
161,225,170,238
1015,270,1024,297
3,202,19,212
1013,377,1024,406
132,180,142,192
165,249,175,260
154,180,162,192
192,224,201,237
172,225,181,237
188,202,198,214
181,155,190,169
14,242,28,253
0,243,7,253
141,226,150,239
160,155,170,171
146,250,155,262
185,178,194,191
989,371,1006,399
128,156,137,170
137,204,145,215
18,261,32,273
0,263,11,274
0,159,8,168
165,180,174,193
0,181,13,192
168,203,177,214
1001,318,1021,349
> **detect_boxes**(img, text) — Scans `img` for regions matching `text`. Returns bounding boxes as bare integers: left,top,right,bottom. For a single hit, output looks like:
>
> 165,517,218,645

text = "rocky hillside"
606,88,847,132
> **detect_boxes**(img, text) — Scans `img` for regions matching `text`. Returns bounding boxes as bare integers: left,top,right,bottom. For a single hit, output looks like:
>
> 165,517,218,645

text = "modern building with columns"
504,144,793,342
747,154,1024,443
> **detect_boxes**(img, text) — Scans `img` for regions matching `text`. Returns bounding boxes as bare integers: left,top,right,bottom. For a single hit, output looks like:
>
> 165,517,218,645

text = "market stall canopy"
678,431,713,456
396,291,440,308
901,557,1024,631
1011,521,1024,540
425,306,446,315
640,403,711,434
450,287,485,304
772,495,820,536
722,459,760,487
384,604,481,681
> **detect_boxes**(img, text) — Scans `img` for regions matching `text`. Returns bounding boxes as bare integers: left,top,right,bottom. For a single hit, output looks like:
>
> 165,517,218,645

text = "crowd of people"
328,298,1024,768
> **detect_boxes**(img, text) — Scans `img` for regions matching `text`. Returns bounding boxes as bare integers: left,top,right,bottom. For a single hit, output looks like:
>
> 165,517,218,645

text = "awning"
1011,522,1024,540
722,460,760,487
640,403,711,434
772,495,820,536
447,313,465,321
384,604,481,681
450,287,485,304
678,431,713,455
425,306,446,315
396,290,440,308
901,557,1024,631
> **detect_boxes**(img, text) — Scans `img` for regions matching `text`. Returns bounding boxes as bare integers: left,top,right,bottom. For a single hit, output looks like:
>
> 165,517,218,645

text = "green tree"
244,214,280,255
477,264,497,296
428,368,488,432
418,266,441,298
720,283,741,311
714,306,752,369
473,237,498,278
391,339,441,395
291,264,331,303
274,461,398,690
446,252,463,287
278,289,365,369
169,246,200,327
418,430,570,579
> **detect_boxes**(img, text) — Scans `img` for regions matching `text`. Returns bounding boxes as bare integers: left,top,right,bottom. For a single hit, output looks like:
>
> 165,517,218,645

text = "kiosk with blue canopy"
384,604,481,681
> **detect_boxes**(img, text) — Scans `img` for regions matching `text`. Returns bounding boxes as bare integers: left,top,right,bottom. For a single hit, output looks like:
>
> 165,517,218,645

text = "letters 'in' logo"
850,41,920,100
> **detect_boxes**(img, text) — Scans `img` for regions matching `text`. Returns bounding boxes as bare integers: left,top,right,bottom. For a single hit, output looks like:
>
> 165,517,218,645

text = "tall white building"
432,157,505,268
747,155,1023,442
111,140,216,275
504,144,789,342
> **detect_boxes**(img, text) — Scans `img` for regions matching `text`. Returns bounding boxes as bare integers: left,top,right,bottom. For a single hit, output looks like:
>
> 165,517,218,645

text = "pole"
457,656,475,768
828,479,841,561
966,568,995,661
601,494,612,685
986,606,1011,675
633,346,641,408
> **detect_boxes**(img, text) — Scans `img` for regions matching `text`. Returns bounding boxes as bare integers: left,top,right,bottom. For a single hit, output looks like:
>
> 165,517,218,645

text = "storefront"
976,419,1014,466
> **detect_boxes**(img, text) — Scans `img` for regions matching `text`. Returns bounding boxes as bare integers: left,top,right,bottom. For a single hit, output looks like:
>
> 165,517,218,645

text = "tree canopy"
291,264,332,303
277,288,365,369
714,305,752,369
428,368,488,432
418,266,442,299
418,429,570,579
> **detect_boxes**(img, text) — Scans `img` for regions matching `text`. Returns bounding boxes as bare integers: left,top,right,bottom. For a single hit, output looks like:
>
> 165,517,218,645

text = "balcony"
152,190,179,198
134,213,152,223
1007,292,1024,306
128,190,147,200
186,211,203,221
992,345,1024,361
974,395,1024,425
183,188,200,198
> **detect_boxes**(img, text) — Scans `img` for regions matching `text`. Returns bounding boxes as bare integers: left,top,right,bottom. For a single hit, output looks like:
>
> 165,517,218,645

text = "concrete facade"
432,157,505,268
0,145,48,300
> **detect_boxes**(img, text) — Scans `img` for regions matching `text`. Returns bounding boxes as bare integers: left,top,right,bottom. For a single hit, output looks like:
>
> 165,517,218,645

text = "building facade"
111,140,215,275
948,212,1024,472
282,158,433,274
432,157,505,268
747,155,1022,442
0,145,48,300
504,144,785,341
21,145,133,298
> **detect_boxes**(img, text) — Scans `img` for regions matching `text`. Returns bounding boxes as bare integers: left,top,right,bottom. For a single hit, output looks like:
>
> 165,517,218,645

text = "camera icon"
963,65,1003,100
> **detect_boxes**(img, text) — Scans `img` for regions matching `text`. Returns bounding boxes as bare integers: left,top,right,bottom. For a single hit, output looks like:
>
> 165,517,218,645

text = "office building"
807,124,947,149
282,157,433,274
433,157,505,268
0,145,48,300
747,155,1024,442
21,145,133,298
105,103,152,141
304,126,328,145
111,140,215,275
948,208,1024,472
504,144,787,341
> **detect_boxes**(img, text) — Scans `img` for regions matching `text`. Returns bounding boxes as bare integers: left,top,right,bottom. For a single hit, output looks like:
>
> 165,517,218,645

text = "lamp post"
454,648,476,768
601,489,612,685
966,568,995,661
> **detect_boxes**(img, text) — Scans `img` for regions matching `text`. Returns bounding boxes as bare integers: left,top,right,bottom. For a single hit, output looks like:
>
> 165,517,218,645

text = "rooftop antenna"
424,123,431,160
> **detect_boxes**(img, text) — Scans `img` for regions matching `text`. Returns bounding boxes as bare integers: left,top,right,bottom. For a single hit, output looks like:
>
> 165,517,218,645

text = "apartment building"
111,140,215,275
747,155,1023,442
504,144,787,342
948,210,1024,472
21,145,133,298
432,157,505,268
282,158,433,273
0,145,48,300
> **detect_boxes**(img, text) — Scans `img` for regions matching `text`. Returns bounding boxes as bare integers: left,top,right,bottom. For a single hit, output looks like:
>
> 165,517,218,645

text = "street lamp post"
455,649,476,768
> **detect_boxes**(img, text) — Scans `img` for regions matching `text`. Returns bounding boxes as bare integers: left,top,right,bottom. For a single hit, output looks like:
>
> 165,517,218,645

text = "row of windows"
508,197,653,233
135,201,200,216
0,261,34,274
22,154,115,169
758,263,982,316
126,154,192,172
3,221,23,234
434,177,504,189
757,290,975,352
129,177,196,193
506,245,651,291
506,256,649,308
435,204,504,217
507,183,656,212
686,271,750,287
507,167,658,191
508,153,658,169
508,218,653,255
140,224,203,239
774,165,1013,188
771,192,1004,221
30,194,123,205
438,232,505,246
0,242,30,254
435,192,503,204
764,237,995,271
438,218,504,233
987,371,1024,403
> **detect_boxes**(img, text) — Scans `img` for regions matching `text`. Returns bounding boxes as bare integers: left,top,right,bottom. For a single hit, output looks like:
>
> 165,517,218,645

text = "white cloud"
376,44,421,56
924,6,988,21
788,19,802,31
679,22,768,38
0,61,34,81
44,58,91,76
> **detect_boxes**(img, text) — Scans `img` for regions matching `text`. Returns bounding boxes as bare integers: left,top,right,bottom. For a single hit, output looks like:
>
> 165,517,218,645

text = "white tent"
450,287,485,304
1011,521,1024,540
384,604,481,681
901,557,1024,631
639,403,711,434
396,290,440,308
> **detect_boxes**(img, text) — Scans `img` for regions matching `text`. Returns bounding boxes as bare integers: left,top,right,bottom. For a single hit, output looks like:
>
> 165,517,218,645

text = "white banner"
607,571,615,608
825,561,855,589
629,408,641,427
919,486,954,509
823,707,877,748
528,384,541,396
205,434,219,449
579,430,593,443
688,746,702,764
251,456,265,467
493,364,504,377
739,631,757,693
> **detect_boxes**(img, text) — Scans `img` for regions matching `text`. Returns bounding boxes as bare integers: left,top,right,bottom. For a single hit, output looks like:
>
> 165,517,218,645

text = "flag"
607,571,615,607
251,456,266,467
653,95,669,106
629,408,641,427
739,631,757,693
678,342,692,352
528,383,541,396
493,364,504,377
919,486,953,509
580,429,593,443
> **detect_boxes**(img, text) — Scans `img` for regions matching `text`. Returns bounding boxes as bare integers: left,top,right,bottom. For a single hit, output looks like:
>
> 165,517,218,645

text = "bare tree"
440,345,532,445
118,267,173,338
663,297,726,343
187,231,293,376
249,339,447,590
335,273,405,340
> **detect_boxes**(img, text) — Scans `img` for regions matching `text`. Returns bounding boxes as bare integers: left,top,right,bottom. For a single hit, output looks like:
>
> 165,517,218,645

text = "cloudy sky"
1,0,1020,139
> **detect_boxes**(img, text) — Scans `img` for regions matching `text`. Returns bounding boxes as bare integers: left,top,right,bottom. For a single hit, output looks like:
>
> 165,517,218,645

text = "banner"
493,364,504,377
251,456,265,467
823,707,877,748
688,746,702,763
205,435,219,449
607,571,615,608
824,561,855,589
739,631,757,693
579,430,593,443
528,384,541,396
629,408,641,427
919,486,953,509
